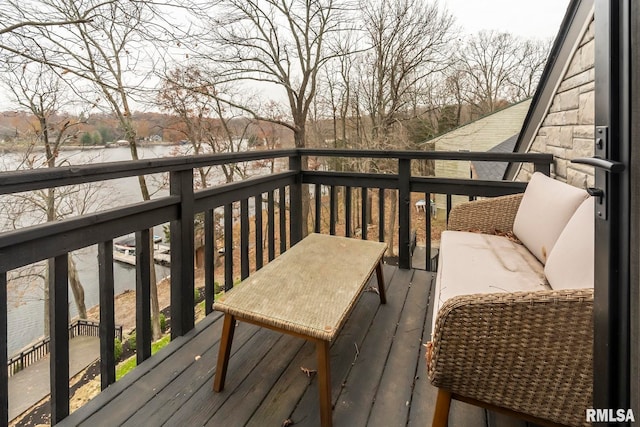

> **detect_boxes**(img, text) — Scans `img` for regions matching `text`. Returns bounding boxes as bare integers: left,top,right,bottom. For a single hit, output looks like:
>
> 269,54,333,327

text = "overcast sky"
0,0,572,114
444,0,571,39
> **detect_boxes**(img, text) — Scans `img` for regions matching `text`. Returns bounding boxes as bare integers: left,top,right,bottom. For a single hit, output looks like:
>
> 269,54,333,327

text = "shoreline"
0,142,179,154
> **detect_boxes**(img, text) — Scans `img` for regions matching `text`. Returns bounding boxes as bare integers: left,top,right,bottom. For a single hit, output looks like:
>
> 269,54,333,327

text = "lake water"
1,145,228,355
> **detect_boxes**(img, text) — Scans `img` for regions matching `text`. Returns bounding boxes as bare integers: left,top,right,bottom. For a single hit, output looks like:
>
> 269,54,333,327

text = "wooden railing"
6,320,123,377
0,148,552,424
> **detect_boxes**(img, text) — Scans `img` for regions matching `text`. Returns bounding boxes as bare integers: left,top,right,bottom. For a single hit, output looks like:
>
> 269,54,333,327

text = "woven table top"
213,233,387,341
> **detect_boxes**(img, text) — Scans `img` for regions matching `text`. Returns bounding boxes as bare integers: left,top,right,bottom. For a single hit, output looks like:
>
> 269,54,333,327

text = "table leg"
316,340,333,427
375,261,386,304
213,314,236,392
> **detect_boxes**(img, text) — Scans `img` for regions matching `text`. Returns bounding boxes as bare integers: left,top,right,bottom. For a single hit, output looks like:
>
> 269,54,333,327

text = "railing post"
533,161,551,176
425,192,432,271
398,159,411,269
268,192,276,261
224,203,234,291
204,209,215,315
98,241,116,389
289,154,303,245
379,189,385,243
170,169,195,338
49,255,69,423
136,229,152,364
255,195,264,270
240,199,250,280
0,272,7,424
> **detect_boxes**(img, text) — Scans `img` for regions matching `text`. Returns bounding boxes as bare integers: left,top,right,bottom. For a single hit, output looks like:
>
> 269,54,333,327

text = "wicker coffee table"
212,233,387,427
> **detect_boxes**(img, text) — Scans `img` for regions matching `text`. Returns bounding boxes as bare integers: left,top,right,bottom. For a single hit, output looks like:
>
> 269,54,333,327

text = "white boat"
113,235,171,266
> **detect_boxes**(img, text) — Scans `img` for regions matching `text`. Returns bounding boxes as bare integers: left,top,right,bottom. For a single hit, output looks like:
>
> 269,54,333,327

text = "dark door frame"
593,0,638,419
630,0,640,417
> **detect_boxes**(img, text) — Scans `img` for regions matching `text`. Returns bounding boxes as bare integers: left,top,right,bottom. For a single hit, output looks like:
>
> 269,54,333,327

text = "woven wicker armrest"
428,288,593,427
447,193,523,234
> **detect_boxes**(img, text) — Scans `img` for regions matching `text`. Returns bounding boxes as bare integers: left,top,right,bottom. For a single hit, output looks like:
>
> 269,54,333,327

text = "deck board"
123,325,269,426
206,331,303,426
330,267,414,427
367,269,432,427
290,265,402,427
407,269,440,427
85,313,234,425
157,325,275,426
247,264,398,427
59,265,531,427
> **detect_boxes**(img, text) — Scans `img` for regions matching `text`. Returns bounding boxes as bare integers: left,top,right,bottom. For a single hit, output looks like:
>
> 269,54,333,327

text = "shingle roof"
425,99,532,187
472,134,519,181
425,99,532,153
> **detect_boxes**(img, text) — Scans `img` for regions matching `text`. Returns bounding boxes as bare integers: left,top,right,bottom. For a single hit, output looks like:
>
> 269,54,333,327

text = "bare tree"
319,30,358,151
358,0,455,144
0,63,105,332
507,38,552,100
159,66,256,184
355,0,455,255
188,0,345,235
0,0,176,339
0,1,91,63
456,31,521,115
158,66,220,189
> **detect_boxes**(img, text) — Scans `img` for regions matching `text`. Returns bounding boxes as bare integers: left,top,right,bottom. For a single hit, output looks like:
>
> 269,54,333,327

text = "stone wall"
516,18,595,189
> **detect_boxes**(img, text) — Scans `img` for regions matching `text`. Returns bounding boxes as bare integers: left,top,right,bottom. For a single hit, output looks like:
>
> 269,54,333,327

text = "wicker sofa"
427,172,594,427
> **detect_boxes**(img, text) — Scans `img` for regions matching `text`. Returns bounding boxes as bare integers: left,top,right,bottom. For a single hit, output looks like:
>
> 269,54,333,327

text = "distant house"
422,99,532,212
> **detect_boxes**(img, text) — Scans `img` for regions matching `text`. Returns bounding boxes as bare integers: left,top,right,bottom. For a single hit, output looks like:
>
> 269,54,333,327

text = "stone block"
567,167,594,189
543,111,579,126
550,88,580,112
545,126,575,149
581,39,595,70
572,138,595,158
566,40,595,78
554,158,568,179
574,125,594,139
580,80,595,94
559,69,594,92
528,135,547,153
545,145,568,159
578,91,595,125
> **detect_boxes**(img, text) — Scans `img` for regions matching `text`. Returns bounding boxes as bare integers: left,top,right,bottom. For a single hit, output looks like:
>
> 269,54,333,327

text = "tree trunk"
68,256,87,319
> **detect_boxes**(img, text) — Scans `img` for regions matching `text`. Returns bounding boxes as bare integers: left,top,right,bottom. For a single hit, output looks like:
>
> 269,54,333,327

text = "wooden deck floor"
59,265,533,427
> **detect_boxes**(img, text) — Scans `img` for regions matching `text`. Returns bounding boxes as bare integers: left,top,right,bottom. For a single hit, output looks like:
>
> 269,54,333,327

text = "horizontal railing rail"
0,149,297,194
298,147,552,163
0,148,553,424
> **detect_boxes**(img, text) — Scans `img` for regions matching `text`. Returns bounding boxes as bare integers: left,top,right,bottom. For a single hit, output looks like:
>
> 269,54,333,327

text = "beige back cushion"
513,172,589,263
544,197,595,289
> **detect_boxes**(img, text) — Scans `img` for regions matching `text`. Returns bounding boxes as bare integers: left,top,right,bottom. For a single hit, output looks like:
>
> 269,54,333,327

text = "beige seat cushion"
544,197,595,290
431,230,550,335
513,172,589,264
